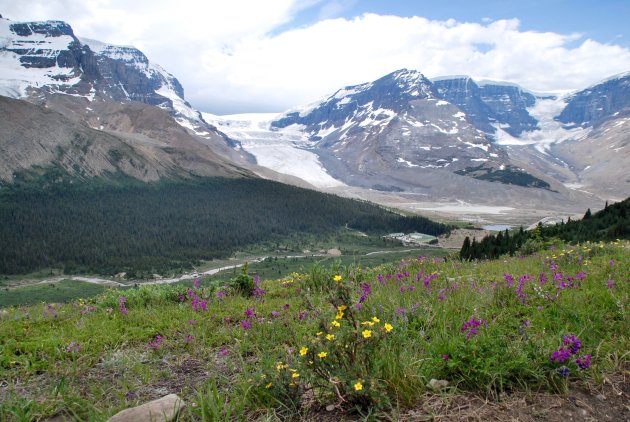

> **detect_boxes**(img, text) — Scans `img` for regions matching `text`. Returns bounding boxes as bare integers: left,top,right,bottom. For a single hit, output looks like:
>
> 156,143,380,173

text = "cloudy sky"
2,0,630,114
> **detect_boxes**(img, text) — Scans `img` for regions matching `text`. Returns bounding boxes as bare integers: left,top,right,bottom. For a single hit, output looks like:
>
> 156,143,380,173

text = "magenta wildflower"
575,271,586,281
575,355,592,369
216,291,227,301
609,259,614,268
271,310,281,318
253,274,261,286
551,347,571,363
219,346,230,357
563,334,582,355
240,319,252,330
441,354,449,361
118,296,128,315
253,287,266,298
539,273,548,285
187,319,196,325
283,303,290,311
244,307,255,319
298,310,308,321
355,303,363,310
395,307,407,316
148,335,163,350
461,317,487,339
185,334,195,343
607,279,615,289
504,274,514,288
193,277,201,289
377,274,385,284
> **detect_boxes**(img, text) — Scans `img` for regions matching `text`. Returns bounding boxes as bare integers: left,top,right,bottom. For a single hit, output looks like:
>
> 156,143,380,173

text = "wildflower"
216,291,227,301
240,319,252,330
253,287,266,298
337,305,347,311
271,311,281,318
331,320,341,328
335,311,344,320
65,342,80,353
556,366,570,378
299,347,308,356
118,296,128,315
193,277,201,289
283,303,290,311
185,334,195,343
354,381,363,391
317,351,328,359
610,259,615,268
244,308,255,319
384,323,393,332
504,274,514,288
372,316,380,323
576,355,592,369
187,319,196,325
441,354,449,361
460,317,486,339
291,372,300,379
355,303,363,310
607,279,615,289
358,283,372,303
551,348,571,363
265,382,273,389
298,310,308,320
333,275,342,281
148,335,163,350
316,331,323,336
563,334,582,355
219,346,230,357
362,330,372,339
326,334,335,341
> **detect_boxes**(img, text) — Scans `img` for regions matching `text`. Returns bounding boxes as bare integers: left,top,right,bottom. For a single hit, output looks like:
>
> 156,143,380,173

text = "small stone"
426,379,449,390
596,394,606,401
326,404,336,412
107,394,184,422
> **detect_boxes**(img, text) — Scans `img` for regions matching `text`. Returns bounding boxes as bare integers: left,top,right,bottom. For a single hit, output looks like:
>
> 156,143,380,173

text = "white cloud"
2,2,630,114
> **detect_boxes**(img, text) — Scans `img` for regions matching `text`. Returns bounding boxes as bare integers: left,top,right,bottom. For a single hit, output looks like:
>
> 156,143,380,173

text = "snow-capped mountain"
0,17,219,138
0,17,253,183
432,76,539,137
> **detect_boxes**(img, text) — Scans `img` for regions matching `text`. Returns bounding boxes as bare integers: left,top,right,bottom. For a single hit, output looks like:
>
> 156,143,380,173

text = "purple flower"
377,274,384,284
298,310,308,321
539,273,548,285
551,347,571,363
575,271,586,281
358,283,372,303
270,310,281,318
118,296,128,315
395,307,406,316
504,274,514,288
461,317,487,339
219,346,230,357
609,259,615,268
283,303,290,311
355,303,363,310
65,342,81,353
193,277,201,289
148,335,163,350
185,334,195,343
187,319,196,325
522,320,531,327
556,366,570,377
244,308,255,319
253,274,261,286
253,287,266,298
441,354,449,361
563,334,582,355
240,319,252,330
607,279,615,289
216,291,227,301
575,354,591,369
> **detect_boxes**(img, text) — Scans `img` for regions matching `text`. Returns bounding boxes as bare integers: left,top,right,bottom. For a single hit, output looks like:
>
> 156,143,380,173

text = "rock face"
557,71,630,128
107,394,184,422
433,77,539,137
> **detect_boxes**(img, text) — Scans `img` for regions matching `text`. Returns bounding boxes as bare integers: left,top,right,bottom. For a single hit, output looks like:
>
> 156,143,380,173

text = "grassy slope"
0,240,627,420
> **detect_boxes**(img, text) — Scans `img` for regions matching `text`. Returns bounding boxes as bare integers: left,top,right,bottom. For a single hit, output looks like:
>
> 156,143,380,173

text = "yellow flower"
335,312,344,320
337,305,347,311
292,372,300,378
326,334,335,341
318,351,328,358
361,321,374,326
384,323,393,332
331,320,341,327
316,331,323,336
265,382,273,389
372,316,380,323
333,275,342,281
276,362,288,370
299,347,308,356
354,381,363,391
362,330,372,338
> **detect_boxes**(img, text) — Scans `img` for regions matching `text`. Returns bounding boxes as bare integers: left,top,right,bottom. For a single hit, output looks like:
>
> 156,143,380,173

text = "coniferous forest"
0,177,452,275
460,197,630,260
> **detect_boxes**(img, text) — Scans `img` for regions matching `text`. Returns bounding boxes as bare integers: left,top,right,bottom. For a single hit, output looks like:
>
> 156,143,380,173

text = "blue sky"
2,0,630,113
293,0,630,47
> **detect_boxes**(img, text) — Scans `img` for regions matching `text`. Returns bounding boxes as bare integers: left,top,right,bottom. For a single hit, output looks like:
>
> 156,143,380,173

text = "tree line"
460,198,630,261
0,177,452,275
